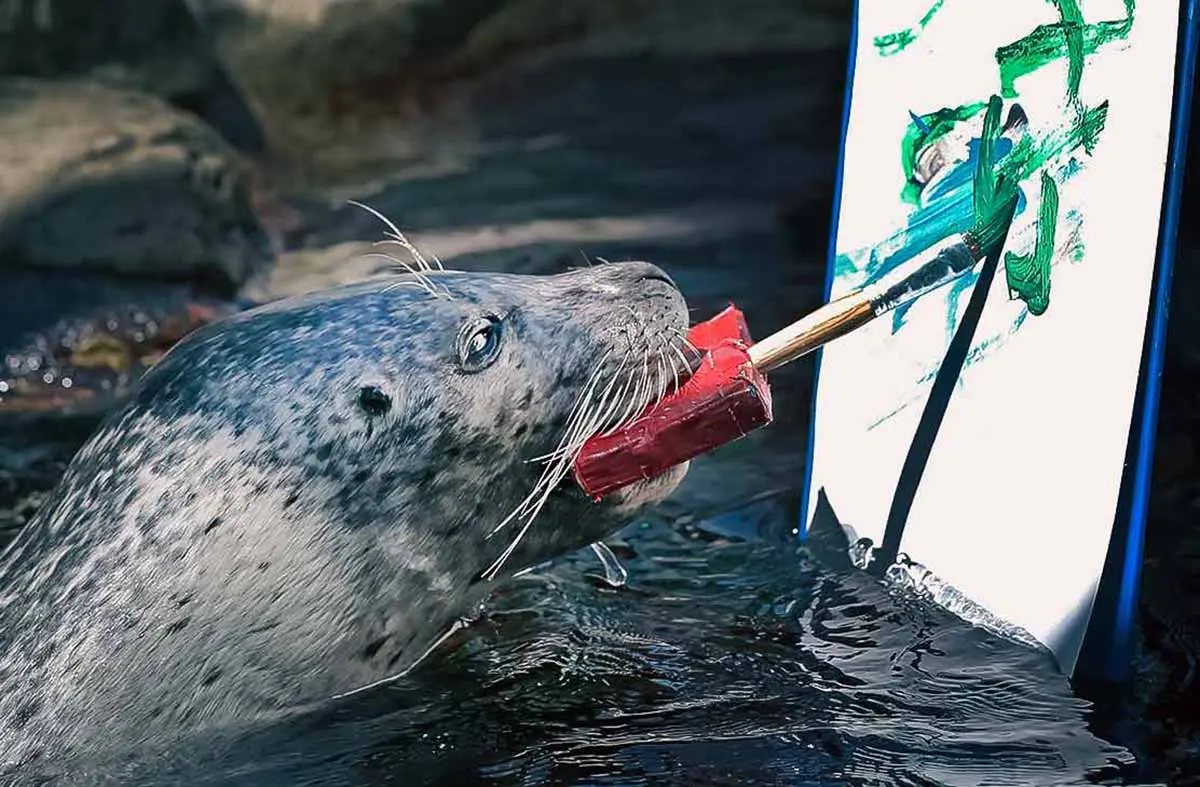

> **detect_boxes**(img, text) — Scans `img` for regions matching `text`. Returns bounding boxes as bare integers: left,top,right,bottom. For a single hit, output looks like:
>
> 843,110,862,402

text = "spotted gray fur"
0,260,692,769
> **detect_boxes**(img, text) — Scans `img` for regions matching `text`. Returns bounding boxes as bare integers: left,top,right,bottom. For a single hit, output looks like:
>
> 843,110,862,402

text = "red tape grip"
572,305,774,499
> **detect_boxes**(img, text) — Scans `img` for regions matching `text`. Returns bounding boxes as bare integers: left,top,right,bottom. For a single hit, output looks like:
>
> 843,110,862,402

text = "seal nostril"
357,385,392,417
638,271,679,290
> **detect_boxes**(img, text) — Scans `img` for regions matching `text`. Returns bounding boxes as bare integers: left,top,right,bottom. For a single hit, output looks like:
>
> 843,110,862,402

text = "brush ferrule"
865,234,982,317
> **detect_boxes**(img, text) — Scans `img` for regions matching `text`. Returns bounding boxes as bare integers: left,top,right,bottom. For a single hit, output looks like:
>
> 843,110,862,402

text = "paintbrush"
573,219,1012,499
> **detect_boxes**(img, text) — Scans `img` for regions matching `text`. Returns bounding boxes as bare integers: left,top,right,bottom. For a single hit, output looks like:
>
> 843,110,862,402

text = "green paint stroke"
995,0,1135,100
900,101,988,204
875,0,949,56
1059,0,1086,113
968,96,1020,257
998,101,1108,184
1004,171,1060,315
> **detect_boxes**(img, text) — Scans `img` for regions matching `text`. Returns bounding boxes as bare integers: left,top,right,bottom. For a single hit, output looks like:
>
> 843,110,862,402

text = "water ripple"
24,495,1136,786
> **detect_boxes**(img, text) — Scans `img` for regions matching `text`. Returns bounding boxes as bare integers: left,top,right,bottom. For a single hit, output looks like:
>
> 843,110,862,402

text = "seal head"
0,260,693,767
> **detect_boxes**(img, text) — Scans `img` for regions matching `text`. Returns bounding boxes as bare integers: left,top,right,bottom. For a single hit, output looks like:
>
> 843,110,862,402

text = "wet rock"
184,0,506,162
186,0,851,166
0,423,74,550
0,272,240,415
0,77,273,293
0,267,244,548
460,0,851,62
0,0,216,104
0,0,265,153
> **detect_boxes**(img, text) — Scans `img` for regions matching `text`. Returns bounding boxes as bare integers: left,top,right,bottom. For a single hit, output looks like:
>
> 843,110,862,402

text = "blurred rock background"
0,0,1196,783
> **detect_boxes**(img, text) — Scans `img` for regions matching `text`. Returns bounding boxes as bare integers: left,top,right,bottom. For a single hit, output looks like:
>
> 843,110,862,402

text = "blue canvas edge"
796,0,859,541
1075,0,1200,683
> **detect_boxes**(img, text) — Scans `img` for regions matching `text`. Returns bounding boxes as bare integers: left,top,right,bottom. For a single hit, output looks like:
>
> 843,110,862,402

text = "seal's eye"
357,385,392,416
457,314,503,373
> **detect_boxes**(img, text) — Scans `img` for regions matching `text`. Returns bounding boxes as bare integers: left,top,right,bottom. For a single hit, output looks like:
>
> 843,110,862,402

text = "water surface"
32,490,1134,787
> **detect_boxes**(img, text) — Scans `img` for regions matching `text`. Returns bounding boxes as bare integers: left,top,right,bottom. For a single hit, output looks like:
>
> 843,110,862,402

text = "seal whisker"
661,350,672,398
602,333,663,438
482,350,636,580
378,276,441,299
379,280,427,296
605,374,643,437
580,350,643,442
663,336,686,395
358,252,442,298
560,353,631,459
592,362,634,435
379,230,441,274
654,357,666,406
661,345,679,400
373,239,450,276
667,334,694,376
532,345,638,464
524,351,615,465
595,379,633,439
347,199,443,272
502,350,623,510
625,358,652,426
362,251,435,287
674,328,702,361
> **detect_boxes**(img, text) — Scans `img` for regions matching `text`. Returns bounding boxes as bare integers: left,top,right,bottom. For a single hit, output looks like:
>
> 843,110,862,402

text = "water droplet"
590,542,628,587
62,377,73,389
42,371,54,384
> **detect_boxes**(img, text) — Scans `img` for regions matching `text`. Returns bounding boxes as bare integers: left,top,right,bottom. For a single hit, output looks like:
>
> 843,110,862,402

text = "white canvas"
805,0,1182,674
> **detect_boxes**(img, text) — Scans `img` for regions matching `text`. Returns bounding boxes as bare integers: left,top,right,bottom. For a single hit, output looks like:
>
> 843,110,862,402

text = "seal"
0,256,695,770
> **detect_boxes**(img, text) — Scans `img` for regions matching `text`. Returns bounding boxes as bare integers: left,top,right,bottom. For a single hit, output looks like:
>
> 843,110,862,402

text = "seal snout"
618,260,680,293
570,260,679,295
633,266,679,291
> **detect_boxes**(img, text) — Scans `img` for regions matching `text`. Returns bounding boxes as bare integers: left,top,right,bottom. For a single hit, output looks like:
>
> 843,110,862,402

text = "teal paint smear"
995,0,1135,99
1063,207,1085,262
874,0,949,56
1004,171,1060,315
870,329,1011,430
900,101,988,204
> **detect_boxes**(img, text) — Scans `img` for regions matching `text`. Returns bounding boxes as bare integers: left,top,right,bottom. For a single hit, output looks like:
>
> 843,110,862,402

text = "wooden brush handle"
746,234,983,375
747,292,874,373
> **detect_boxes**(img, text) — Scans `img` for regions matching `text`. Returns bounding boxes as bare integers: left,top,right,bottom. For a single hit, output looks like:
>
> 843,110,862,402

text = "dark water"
24,490,1139,787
